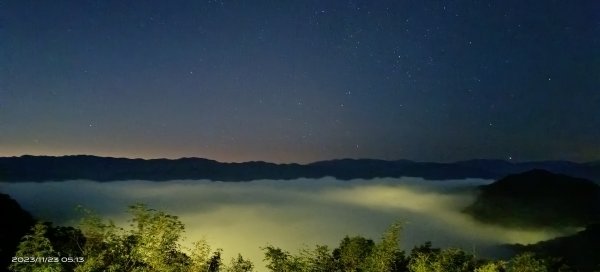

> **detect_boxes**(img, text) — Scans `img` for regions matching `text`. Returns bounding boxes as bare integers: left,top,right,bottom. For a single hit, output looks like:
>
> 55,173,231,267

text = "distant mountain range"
0,155,599,182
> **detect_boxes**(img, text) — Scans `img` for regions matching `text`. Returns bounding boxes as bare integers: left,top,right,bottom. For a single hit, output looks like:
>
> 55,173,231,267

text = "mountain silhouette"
465,169,600,229
0,155,599,182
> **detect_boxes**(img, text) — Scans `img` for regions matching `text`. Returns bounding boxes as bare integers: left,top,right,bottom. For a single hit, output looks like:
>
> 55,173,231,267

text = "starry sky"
1,1,599,163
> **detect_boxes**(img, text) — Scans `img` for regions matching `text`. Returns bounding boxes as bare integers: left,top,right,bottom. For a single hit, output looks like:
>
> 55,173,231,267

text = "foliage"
8,205,562,272
9,223,64,272
128,203,187,272
474,261,506,272
506,253,548,272
261,223,407,272
187,240,213,272
300,245,336,272
332,236,374,272
226,254,254,272
362,222,405,272
262,246,303,272
207,249,223,272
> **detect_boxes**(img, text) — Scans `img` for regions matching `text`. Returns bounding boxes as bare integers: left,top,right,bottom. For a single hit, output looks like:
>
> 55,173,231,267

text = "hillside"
0,193,35,270
464,170,600,229
510,224,600,271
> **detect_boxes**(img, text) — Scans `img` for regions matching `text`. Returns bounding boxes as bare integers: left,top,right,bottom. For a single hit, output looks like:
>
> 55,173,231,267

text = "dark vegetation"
0,193,34,271
1,155,600,182
510,224,600,272
464,170,600,229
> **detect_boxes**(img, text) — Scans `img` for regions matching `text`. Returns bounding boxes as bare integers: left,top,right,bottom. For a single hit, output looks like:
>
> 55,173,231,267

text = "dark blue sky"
1,0,599,163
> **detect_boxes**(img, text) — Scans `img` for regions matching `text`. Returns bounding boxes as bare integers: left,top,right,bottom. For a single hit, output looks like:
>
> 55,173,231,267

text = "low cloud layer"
0,178,569,266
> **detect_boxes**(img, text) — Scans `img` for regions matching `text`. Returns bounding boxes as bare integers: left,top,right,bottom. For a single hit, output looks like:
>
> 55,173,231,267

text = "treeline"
6,204,574,272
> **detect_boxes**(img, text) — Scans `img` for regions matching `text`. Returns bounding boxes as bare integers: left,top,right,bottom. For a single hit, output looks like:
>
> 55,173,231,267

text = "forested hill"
465,170,600,229
510,224,600,271
0,155,599,182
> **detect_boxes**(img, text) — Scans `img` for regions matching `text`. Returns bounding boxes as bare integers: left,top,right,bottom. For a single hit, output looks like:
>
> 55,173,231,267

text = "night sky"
1,1,599,163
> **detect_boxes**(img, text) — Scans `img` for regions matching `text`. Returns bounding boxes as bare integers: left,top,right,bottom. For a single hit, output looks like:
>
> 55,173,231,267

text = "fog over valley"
0,178,569,265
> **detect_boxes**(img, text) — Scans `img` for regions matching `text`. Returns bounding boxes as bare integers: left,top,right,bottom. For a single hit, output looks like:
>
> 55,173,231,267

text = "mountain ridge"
0,155,599,182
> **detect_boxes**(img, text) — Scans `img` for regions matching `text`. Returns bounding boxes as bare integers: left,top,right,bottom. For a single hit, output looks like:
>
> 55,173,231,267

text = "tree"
475,261,506,272
44,224,85,272
432,248,475,272
187,240,212,272
226,254,254,272
362,223,404,272
408,246,474,272
408,242,441,272
297,245,336,272
74,204,189,272
74,206,134,272
333,236,374,272
506,252,547,272
128,204,187,272
408,241,440,260
308,245,336,272
9,222,64,272
9,205,560,272
207,249,223,272
263,246,305,272
408,252,434,272
263,246,290,272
